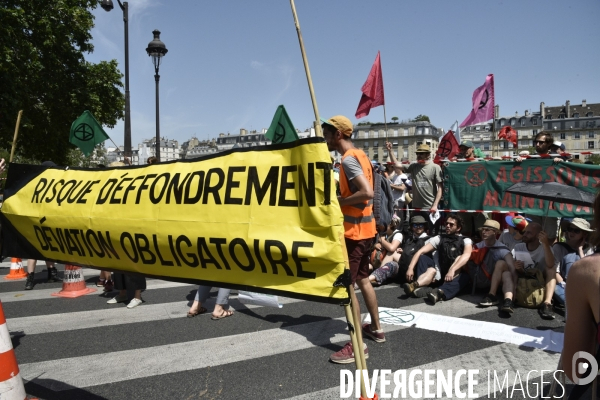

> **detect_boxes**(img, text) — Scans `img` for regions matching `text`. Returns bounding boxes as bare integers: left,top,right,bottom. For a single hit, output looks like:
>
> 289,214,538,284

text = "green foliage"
413,114,430,122
65,143,108,168
391,116,399,122
357,121,371,126
585,154,600,165
0,0,124,165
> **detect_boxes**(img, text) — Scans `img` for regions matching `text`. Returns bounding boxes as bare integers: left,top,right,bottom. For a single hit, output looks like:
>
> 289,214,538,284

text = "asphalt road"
0,260,591,400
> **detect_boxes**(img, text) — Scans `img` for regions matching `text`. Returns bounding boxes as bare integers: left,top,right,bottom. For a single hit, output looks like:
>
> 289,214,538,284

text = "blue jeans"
194,286,231,306
554,283,565,306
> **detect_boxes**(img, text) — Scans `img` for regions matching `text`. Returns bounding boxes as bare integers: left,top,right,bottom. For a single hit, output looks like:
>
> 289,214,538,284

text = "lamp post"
146,30,168,162
100,0,132,161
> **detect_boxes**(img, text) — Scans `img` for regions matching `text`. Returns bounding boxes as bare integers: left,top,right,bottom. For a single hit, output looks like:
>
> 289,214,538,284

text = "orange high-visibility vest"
339,148,376,240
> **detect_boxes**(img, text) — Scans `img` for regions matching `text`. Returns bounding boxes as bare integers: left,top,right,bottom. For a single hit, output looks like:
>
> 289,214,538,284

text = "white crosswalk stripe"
0,263,574,400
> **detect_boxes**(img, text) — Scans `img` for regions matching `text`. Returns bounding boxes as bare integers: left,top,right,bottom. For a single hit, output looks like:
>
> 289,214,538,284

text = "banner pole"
289,0,322,138
9,110,23,163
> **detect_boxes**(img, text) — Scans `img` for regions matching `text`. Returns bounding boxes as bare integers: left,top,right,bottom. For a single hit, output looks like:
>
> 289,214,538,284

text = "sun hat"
410,215,427,225
415,144,431,153
480,220,500,231
570,217,593,232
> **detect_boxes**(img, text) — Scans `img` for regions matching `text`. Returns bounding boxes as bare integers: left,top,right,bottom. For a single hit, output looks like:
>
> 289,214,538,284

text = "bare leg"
489,261,508,296
27,259,36,274
501,270,514,300
134,289,142,300
357,277,381,331
416,268,436,287
544,269,556,304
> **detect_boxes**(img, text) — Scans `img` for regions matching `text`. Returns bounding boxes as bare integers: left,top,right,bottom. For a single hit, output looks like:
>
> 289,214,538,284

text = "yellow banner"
1,138,349,303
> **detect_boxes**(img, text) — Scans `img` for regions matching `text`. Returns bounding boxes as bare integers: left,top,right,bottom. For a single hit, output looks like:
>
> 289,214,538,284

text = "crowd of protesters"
1,120,598,370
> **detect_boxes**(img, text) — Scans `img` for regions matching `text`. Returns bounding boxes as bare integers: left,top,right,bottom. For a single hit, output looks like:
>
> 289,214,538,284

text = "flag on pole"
265,105,299,144
69,110,110,156
498,126,518,147
459,74,494,128
355,51,385,119
454,120,461,144
434,130,460,164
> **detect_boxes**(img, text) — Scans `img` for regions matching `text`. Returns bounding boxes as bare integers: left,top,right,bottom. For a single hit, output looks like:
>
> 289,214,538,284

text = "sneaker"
479,293,499,307
126,298,143,309
427,289,443,304
403,281,419,296
330,342,369,364
107,294,128,304
24,273,34,290
362,324,386,343
103,280,114,292
539,302,555,320
414,286,433,298
501,298,514,313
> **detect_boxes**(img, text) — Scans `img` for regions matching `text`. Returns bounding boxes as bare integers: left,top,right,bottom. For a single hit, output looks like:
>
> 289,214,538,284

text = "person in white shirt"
389,162,407,220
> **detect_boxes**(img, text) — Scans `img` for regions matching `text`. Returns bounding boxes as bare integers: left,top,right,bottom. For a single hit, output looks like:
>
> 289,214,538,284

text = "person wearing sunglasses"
553,218,594,310
403,214,472,301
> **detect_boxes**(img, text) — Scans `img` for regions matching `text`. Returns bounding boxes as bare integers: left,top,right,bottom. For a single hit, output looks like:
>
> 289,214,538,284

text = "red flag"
498,126,518,147
355,51,385,119
434,130,460,164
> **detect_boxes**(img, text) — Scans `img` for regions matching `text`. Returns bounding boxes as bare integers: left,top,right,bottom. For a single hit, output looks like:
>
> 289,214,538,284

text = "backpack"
396,234,430,282
438,234,465,276
371,167,395,229
515,269,545,308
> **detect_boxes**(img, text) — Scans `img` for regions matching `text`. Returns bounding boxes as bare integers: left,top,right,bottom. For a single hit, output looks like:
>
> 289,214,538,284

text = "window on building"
589,132,595,138
560,133,566,140
574,141,581,149
424,127,430,135
510,118,516,126
520,118,526,126
483,142,490,151
546,115,552,120
403,149,408,158
587,112,594,117
575,121,580,128
371,130,378,138
393,130,398,137
475,126,480,131
573,113,580,118
374,141,379,148
403,128,409,136
417,141,423,146
363,141,369,148
500,119,506,126
532,118,538,125
403,139,408,146
575,133,580,139
392,141,398,145
559,114,565,119
588,141,595,149
417,128,423,135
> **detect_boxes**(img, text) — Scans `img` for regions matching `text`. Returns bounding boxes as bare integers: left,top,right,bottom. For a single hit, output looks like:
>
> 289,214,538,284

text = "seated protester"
368,216,403,286
510,222,558,319
403,213,473,298
553,218,594,308
373,215,430,288
475,220,517,310
499,215,528,251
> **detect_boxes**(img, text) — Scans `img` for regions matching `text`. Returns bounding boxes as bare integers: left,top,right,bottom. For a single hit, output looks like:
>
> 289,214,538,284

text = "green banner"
443,159,600,218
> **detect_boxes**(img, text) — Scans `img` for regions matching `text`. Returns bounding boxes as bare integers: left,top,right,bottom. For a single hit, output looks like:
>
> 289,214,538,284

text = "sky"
86,0,600,148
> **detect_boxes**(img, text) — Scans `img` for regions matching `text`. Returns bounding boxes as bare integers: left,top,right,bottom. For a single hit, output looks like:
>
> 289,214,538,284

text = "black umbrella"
505,181,595,207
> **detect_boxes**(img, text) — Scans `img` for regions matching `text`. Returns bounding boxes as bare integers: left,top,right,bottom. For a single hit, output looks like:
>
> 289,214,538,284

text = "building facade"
541,100,600,154
139,138,181,163
351,121,442,162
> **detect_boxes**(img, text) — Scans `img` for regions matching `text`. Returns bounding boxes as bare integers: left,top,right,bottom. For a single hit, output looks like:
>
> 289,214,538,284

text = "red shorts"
345,237,374,284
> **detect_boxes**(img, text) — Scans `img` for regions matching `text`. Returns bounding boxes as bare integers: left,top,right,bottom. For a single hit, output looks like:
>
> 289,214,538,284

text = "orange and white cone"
0,300,28,400
4,259,27,280
51,264,96,298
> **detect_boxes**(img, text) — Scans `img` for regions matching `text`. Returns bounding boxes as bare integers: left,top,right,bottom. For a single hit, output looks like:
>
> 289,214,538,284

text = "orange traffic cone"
0,300,31,400
51,264,96,298
4,258,27,280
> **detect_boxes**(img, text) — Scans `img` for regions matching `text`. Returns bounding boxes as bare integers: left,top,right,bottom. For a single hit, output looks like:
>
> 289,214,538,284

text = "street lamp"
100,0,132,161
146,30,168,162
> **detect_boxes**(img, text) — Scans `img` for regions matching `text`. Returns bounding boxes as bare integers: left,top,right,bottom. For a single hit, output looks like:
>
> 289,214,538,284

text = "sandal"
211,309,234,320
187,306,207,318
96,278,106,287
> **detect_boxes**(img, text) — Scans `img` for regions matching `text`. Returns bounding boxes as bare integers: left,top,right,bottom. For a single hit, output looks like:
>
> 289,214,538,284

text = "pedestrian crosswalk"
0,260,578,399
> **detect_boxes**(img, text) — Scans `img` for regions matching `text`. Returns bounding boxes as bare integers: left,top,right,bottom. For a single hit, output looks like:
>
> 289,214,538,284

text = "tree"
585,154,600,164
413,115,430,122
0,0,124,165
391,116,399,123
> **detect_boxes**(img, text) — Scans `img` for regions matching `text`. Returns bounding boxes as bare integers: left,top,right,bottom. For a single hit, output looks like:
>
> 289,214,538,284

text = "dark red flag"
355,51,385,119
498,126,518,147
434,130,460,164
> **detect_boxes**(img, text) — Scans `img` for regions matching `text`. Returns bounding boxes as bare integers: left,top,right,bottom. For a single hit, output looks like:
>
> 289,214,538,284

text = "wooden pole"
10,110,23,163
289,0,322,138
